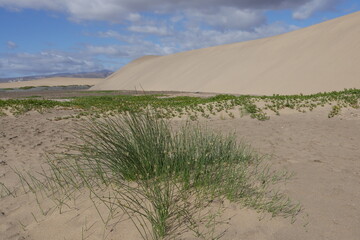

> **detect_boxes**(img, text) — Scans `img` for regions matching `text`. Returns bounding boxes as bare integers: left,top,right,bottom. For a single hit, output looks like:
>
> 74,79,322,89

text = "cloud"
293,0,340,19
128,25,172,36
86,45,128,57
0,51,104,77
6,41,18,49
185,7,266,30
95,30,168,49
91,21,298,61
163,22,299,51
85,39,173,59
96,30,123,39
0,0,336,24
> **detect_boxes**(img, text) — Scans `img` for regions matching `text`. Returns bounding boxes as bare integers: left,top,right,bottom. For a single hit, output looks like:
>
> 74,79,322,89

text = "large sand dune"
92,11,360,95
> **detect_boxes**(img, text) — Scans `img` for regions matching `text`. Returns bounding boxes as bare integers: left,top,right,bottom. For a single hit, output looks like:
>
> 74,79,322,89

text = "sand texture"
0,77,104,88
92,11,360,95
1,108,360,239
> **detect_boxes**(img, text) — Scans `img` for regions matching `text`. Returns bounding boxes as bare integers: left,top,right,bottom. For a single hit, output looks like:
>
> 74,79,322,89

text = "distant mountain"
0,70,113,83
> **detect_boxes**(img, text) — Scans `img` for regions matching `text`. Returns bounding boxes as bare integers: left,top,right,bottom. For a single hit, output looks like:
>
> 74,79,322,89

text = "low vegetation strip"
0,89,359,120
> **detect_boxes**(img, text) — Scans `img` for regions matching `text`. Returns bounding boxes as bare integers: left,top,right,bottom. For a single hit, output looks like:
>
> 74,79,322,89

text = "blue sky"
0,0,359,78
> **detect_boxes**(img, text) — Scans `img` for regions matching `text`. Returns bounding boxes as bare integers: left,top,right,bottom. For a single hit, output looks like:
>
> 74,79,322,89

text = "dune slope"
92,11,360,95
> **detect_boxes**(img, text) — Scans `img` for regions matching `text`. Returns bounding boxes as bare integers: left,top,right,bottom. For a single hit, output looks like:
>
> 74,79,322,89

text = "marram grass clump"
7,112,301,239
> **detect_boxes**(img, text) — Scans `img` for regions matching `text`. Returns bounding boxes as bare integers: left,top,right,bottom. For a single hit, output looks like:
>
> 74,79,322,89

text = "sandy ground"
1,107,359,240
0,77,104,89
92,11,360,95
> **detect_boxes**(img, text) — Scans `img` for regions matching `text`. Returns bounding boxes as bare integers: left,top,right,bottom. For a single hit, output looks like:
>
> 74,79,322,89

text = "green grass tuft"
8,112,302,239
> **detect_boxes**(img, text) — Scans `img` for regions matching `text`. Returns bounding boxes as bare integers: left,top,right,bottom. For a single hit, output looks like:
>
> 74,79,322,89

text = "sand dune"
0,77,104,88
92,11,360,95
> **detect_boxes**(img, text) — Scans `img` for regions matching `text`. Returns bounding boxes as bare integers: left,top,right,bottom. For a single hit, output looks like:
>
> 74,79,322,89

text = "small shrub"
328,105,341,118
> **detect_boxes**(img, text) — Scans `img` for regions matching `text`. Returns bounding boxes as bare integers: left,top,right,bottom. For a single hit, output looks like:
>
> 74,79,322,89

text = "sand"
1,107,360,239
91,11,360,95
0,77,104,89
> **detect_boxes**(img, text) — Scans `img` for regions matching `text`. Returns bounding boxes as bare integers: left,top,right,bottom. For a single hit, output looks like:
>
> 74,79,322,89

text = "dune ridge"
92,11,360,95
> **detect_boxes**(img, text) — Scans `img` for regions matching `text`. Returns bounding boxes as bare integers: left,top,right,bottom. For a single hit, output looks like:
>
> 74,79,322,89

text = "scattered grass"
7,112,301,239
25,96,42,99
0,89,359,120
77,90,119,94
0,88,14,90
19,86,36,90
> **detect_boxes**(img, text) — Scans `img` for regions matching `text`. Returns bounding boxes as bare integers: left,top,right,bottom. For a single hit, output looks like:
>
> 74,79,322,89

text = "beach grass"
6,112,302,239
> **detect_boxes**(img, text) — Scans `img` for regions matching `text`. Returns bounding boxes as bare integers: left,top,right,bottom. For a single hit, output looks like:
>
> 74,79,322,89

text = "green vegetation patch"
0,89,359,120
0,88,15,91
24,96,42,99
77,90,119,94
19,86,37,90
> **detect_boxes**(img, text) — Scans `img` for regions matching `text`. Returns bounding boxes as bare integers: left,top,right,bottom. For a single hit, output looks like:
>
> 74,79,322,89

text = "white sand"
92,11,360,95
0,77,104,88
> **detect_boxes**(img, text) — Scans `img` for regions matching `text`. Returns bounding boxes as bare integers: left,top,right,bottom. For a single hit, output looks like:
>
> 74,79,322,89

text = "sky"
0,0,359,78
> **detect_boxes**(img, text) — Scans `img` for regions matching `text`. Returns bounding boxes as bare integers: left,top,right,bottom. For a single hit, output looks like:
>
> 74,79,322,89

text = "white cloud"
186,7,266,30
91,21,298,60
0,0,334,23
85,39,173,59
0,0,63,11
65,0,128,22
6,41,18,49
162,22,299,51
0,51,103,76
293,0,340,19
96,30,122,39
128,25,171,36
86,45,128,56
96,30,162,46
126,13,141,22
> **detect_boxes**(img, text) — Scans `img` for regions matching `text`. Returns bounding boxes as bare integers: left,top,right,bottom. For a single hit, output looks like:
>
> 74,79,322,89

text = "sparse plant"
328,105,341,118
